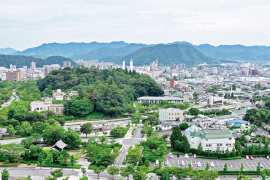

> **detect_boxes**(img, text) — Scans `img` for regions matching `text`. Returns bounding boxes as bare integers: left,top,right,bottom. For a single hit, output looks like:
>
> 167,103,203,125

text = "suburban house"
159,108,183,121
185,125,235,152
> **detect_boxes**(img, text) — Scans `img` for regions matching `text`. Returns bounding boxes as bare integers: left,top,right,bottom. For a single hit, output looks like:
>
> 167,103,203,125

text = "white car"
246,155,249,160
193,154,196,158
197,162,201,167
185,154,189,158
210,162,215,167
181,160,185,166
169,153,173,158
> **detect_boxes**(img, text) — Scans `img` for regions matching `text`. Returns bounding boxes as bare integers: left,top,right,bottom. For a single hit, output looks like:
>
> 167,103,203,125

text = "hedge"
0,163,19,167
218,170,260,175
220,156,242,160
40,164,82,169
171,151,185,155
197,156,218,159
241,154,267,157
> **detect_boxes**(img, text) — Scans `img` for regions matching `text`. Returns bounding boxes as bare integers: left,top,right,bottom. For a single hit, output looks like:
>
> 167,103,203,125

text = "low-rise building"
207,95,224,106
159,108,183,121
225,119,250,128
185,125,235,152
6,70,23,81
137,96,186,103
30,101,64,115
53,89,66,100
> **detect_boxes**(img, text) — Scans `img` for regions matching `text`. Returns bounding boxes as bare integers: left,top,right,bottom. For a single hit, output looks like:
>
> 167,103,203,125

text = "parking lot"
162,154,270,171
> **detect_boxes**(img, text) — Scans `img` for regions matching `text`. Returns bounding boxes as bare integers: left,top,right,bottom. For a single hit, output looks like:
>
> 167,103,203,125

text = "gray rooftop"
137,96,185,101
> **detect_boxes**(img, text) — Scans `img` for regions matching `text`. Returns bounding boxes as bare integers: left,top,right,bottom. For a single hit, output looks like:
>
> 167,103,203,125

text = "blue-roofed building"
225,119,250,128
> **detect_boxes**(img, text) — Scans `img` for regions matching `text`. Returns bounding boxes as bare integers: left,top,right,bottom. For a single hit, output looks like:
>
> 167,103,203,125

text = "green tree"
205,162,209,170
225,148,230,158
47,153,53,167
8,108,15,119
64,128,82,149
133,170,147,180
64,98,94,118
1,169,9,180
198,143,203,154
131,113,142,124
264,141,269,154
93,166,105,179
60,154,64,168
179,123,189,130
107,166,119,180
50,169,63,178
71,155,75,170
81,167,86,176
232,84,236,91
257,162,261,173
38,152,43,168
79,176,88,180
80,122,93,137
258,143,262,154
42,125,65,145
188,108,199,115
223,163,228,174
240,162,244,173
110,126,127,137
120,165,134,180
7,124,15,136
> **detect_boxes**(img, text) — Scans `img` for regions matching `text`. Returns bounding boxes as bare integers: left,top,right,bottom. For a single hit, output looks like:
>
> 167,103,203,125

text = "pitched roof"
52,140,67,150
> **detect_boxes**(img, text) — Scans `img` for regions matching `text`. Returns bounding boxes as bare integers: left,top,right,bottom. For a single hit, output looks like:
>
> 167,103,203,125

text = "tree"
264,141,269,154
170,126,183,150
257,162,261,173
240,162,244,173
7,124,15,136
179,123,189,130
42,125,65,145
258,143,262,154
232,84,236,91
205,162,209,170
131,113,142,124
120,165,134,180
198,143,203,154
50,169,63,178
64,128,82,149
223,163,228,174
237,174,253,180
225,147,230,158
38,152,43,168
133,170,147,180
21,136,33,148
110,126,127,137
1,169,9,180
188,108,199,115
80,122,93,137
47,153,53,167
60,154,64,168
71,155,75,170
81,167,87,176
107,166,119,180
93,166,105,179
8,108,15,119
58,118,65,126
64,98,94,118
79,177,88,180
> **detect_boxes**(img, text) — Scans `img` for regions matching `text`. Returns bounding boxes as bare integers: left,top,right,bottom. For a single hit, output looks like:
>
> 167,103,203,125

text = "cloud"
0,0,270,50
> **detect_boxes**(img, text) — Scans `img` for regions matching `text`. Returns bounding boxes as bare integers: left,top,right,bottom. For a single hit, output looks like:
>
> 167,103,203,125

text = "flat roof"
226,119,249,124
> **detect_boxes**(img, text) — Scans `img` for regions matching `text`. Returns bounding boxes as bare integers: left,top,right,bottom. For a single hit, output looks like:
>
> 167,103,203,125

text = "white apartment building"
207,95,224,106
185,125,235,153
43,64,60,76
159,108,183,121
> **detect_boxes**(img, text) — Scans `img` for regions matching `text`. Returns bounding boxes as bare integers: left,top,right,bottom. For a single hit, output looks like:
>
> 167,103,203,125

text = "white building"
137,96,186,103
43,64,61,76
207,95,224,106
185,125,235,153
30,101,48,112
159,108,183,121
53,89,66,100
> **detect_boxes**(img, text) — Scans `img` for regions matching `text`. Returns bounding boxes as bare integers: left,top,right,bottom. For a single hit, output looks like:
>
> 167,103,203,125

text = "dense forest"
37,67,164,116
0,55,76,68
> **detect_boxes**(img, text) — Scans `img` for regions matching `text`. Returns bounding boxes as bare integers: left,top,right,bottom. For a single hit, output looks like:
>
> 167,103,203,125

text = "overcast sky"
1,0,270,50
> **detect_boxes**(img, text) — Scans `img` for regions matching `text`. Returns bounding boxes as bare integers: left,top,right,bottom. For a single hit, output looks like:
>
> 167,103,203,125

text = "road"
0,89,19,110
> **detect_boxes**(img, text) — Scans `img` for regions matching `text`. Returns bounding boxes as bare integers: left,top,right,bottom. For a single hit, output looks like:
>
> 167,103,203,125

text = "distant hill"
71,44,147,60
119,44,217,66
14,41,129,58
0,55,77,68
0,48,17,55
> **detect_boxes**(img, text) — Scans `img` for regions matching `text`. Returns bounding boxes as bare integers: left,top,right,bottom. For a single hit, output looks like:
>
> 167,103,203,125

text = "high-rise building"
122,61,125,69
6,70,23,81
130,59,133,71
170,79,175,88
10,64,16,72
43,64,61,76
63,61,71,67
31,62,36,70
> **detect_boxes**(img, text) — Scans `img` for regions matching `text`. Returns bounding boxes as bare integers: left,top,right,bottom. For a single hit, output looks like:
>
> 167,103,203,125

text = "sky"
1,0,270,51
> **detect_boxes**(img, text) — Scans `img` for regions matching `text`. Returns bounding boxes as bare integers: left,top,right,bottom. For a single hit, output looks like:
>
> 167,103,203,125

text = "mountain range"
2,41,270,66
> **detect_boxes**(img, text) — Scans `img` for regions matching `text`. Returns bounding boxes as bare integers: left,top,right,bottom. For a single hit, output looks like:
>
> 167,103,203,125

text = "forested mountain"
14,41,130,58
120,44,217,66
0,48,17,55
0,55,76,68
37,67,164,116
71,44,147,60
174,42,270,61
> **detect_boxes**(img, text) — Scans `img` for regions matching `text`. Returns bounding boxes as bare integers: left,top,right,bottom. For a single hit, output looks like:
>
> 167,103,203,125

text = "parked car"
185,154,189,158
194,154,197,158
246,155,249,160
164,161,168,166
266,155,269,160
197,162,201,167
249,156,254,160
155,160,159,165
260,165,264,169
210,162,215,167
169,153,173,158
181,160,185,166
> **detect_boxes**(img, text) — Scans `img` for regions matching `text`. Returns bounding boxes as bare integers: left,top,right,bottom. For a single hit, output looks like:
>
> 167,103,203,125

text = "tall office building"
122,61,125,69
6,70,23,81
10,64,16,72
130,59,133,71
63,61,71,67
43,64,61,76
170,79,175,88
31,62,36,70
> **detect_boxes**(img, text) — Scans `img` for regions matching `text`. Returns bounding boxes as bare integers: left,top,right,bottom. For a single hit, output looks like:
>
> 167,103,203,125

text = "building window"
206,144,212,147
217,144,222,147
229,138,232,140
226,144,231,146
